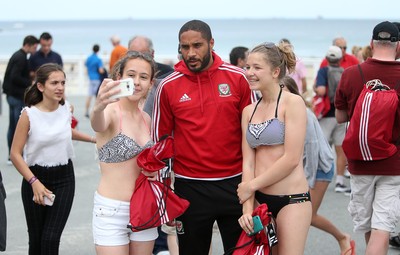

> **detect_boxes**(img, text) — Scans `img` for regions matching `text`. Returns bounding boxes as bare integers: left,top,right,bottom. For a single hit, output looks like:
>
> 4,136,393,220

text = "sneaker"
343,188,351,196
389,234,400,249
344,166,351,178
335,183,350,193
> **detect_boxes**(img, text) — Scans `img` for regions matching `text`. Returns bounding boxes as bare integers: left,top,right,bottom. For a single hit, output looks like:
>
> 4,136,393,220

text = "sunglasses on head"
262,42,284,62
263,42,276,49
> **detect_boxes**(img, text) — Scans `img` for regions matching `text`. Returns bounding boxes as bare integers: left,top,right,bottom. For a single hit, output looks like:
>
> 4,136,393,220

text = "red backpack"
128,136,190,231
342,65,399,161
224,204,277,255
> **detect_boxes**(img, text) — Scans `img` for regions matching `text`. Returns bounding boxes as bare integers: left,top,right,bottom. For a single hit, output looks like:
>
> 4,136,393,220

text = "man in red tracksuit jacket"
152,20,254,255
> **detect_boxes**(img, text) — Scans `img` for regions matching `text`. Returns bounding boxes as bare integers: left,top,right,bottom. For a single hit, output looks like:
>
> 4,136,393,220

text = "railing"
0,55,322,96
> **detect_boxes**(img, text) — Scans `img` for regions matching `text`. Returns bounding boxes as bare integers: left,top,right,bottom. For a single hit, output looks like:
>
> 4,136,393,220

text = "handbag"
128,136,190,231
312,95,330,120
71,115,79,128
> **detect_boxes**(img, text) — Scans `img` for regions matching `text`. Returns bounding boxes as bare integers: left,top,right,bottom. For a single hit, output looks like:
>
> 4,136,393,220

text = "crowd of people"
1,19,400,255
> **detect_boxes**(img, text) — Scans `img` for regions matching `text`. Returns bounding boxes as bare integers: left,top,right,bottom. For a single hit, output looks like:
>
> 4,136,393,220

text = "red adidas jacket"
152,52,253,179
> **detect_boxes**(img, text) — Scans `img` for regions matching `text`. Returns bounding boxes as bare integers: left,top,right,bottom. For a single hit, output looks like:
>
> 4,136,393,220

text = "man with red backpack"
335,21,400,255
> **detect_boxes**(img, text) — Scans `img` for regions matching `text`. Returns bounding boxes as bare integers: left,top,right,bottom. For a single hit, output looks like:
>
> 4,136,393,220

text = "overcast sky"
0,0,398,21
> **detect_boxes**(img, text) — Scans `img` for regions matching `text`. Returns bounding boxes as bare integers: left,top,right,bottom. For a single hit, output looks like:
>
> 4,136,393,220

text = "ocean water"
0,18,383,60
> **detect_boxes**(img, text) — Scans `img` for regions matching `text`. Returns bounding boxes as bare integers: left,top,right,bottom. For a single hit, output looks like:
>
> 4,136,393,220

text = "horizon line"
0,17,390,22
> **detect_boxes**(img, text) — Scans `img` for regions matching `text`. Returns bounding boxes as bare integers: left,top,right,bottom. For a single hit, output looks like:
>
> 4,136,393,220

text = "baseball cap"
393,22,400,32
372,21,399,42
326,46,342,60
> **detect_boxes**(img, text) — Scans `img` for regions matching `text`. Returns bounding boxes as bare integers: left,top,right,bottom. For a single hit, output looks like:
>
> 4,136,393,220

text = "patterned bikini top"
97,106,154,163
246,87,285,148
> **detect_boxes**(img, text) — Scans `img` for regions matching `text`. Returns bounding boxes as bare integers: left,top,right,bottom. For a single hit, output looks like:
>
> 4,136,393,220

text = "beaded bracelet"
28,176,38,185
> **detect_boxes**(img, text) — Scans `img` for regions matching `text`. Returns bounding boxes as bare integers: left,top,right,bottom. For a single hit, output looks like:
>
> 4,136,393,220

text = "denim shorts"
88,80,100,96
92,192,158,246
315,164,334,182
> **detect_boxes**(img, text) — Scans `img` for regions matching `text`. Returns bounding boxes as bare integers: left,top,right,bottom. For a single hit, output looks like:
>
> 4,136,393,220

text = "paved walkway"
1,94,399,254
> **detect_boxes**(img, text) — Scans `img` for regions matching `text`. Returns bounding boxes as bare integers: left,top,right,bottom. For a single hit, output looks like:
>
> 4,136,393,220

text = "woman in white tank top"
10,63,95,255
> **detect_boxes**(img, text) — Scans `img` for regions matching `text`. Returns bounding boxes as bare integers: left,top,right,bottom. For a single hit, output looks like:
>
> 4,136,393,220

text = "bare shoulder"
243,101,257,113
242,102,257,119
19,109,30,123
284,92,306,107
282,92,306,118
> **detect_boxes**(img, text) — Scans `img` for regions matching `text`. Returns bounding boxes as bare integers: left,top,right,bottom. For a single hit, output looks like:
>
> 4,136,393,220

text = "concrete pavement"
1,94,399,255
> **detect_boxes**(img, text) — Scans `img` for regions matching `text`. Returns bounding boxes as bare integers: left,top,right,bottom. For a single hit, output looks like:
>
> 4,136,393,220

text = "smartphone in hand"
247,215,263,236
109,78,135,99
44,194,56,206
33,194,55,206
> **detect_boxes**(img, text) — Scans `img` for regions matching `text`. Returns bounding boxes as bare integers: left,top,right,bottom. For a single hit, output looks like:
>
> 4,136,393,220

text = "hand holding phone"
247,215,263,236
44,194,56,206
109,78,135,99
33,194,55,206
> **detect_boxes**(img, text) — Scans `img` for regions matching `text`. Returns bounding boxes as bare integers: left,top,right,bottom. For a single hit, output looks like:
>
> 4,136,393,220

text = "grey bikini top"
98,106,154,163
246,86,285,148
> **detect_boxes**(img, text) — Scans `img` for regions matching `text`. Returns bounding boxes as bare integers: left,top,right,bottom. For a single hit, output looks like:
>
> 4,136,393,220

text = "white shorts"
348,175,400,233
92,192,158,246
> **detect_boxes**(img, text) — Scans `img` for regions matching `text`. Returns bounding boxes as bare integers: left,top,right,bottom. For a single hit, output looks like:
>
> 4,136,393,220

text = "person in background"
280,38,308,94
2,35,39,165
90,51,157,255
10,63,95,255
128,34,175,120
142,44,182,118
85,44,105,118
229,46,248,69
0,170,6,252
386,20,400,250
109,35,127,71
395,22,400,60
320,36,359,69
351,45,364,63
29,32,63,75
315,46,349,195
361,45,373,61
128,35,174,79
152,20,253,255
282,76,355,255
237,41,311,255
335,21,400,255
